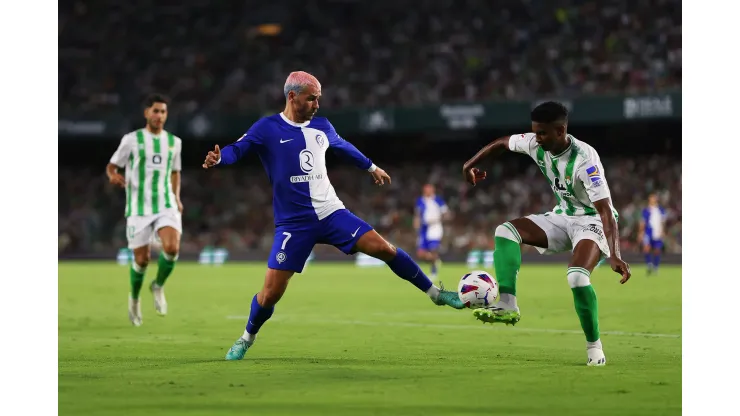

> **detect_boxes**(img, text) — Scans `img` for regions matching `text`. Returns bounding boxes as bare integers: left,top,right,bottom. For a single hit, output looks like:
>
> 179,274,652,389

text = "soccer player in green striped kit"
106,94,183,326
462,102,631,366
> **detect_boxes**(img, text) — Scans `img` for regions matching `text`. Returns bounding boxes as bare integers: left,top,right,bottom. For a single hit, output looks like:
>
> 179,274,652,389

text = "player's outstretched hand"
371,167,391,186
610,257,632,284
108,172,126,188
202,145,221,169
463,167,487,186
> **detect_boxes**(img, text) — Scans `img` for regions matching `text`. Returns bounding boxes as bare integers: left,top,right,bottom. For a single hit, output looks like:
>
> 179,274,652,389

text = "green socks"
568,267,600,342
129,252,177,299
494,223,523,296
155,252,177,286
130,263,145,300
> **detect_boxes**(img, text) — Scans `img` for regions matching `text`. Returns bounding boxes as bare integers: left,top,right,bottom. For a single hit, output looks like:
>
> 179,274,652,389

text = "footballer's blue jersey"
217,113,372,226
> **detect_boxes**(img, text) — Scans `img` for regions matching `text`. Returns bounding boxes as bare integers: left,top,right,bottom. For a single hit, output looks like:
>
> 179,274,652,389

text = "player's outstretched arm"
594,198,631,284
203,133,257,169
462,136,512,185
326,122,390,185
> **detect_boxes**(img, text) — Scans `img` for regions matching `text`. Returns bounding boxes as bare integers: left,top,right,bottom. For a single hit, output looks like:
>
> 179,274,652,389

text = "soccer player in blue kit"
637,192,667,275
202,71,465,360
413,183,449,279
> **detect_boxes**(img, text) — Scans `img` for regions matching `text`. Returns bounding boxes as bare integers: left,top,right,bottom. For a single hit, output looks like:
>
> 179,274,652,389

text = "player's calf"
355,231,464,309
568,265,605,366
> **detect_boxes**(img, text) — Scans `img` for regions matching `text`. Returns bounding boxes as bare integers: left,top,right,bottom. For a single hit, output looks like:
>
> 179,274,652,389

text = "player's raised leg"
355,230,464,309
129,245,150,327
150,225,181,316
473,218,548,325
568,240,606,366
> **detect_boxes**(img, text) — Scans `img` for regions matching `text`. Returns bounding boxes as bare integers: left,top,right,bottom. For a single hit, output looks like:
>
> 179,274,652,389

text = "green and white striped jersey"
509,133,618,219
109,128,183,217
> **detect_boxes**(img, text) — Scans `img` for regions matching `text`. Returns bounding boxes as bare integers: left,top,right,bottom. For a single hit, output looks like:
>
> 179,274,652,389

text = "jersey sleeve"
508,133,537,156
219,123,263,166
172,138,183,172
436,196,449,214
326,120,373,170
109,134,133,167
641,208,650,222
414,197,423,215
576,159,611,202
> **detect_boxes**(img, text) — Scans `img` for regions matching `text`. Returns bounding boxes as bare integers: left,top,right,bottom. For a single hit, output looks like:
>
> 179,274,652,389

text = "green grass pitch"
59,262,681,416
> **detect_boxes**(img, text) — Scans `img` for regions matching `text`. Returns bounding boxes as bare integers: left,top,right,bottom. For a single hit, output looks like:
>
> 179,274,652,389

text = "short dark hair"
531,101,568,124
143,93,169,108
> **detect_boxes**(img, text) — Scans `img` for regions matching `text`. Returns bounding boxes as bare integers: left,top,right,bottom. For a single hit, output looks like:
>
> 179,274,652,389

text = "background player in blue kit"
413,184,449,279
637,192,667,275
202,71,465,360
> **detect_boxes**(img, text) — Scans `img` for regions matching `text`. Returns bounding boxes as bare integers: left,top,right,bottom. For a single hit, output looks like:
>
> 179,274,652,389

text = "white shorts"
525,213,610,259
126,209,182,249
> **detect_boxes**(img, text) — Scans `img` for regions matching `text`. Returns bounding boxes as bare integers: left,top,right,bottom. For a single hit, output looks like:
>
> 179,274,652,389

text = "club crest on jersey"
565,176,572,186
316,134,324,147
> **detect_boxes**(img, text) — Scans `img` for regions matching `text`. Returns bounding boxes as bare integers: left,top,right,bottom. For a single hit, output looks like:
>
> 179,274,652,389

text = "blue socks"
653,253,661,269
387,248,434,292
645,253,653,268
245,294,274,336
430,259,438,276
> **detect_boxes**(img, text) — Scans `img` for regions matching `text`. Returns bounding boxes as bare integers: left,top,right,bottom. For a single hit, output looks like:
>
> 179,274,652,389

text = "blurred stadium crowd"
58,0,681,258
58,155,681,256
59,0,681,114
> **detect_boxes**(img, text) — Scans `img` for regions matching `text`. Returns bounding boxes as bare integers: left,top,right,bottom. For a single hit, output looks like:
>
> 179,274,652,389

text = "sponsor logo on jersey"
299,149,315,173
586,165,602,183
290,173,324,183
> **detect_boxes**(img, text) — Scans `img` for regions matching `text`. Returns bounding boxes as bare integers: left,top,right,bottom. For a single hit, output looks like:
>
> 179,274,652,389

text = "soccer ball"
457,270,499,308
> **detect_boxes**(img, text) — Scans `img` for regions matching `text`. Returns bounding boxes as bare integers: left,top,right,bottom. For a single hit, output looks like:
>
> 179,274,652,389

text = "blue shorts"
417,234,441,252
643,235,664,250
268,209,374,273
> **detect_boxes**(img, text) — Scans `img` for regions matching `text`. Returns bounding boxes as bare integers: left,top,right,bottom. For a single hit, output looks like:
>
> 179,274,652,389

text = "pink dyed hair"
283,71,321,98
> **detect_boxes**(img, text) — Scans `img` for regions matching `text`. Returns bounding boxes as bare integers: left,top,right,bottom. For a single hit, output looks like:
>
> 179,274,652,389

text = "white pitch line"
225,316,680,339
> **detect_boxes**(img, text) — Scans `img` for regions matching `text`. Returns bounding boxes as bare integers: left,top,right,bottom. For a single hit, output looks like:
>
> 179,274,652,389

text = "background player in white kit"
413,183,450,279
462,101,631,366
106,94,184,326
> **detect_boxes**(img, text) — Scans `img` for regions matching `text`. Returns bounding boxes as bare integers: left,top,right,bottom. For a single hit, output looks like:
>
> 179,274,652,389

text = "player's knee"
368,240,397,261
134,252,150,268
495,223,518,242
567,269,591,288
161,240,180,258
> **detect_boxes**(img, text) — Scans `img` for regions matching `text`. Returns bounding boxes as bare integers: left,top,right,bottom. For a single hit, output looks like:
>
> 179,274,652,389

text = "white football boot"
128,296,142,327
587,346,606,366
150,281,168,316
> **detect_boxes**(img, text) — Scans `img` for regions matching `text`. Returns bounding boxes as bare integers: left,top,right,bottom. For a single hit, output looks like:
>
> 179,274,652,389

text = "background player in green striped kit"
462,101,631,366
106,94,183,326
